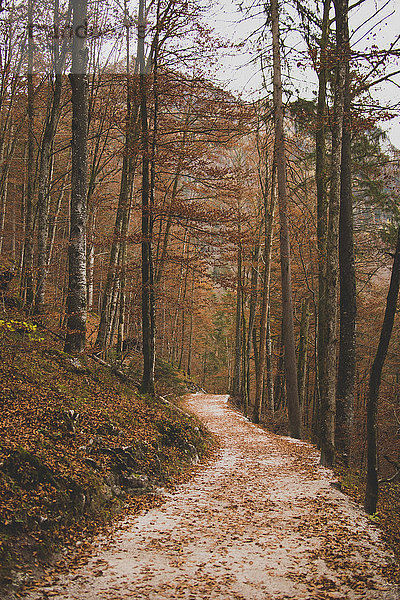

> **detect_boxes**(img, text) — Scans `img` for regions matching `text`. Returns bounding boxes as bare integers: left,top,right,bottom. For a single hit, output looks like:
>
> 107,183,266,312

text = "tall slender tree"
365,225,400,514
95,11,138,353
336,30,356,464
231,221,243,402
270,0,302,438
319,0,348,466
253,158,276,424
64,0,88,354
315,0,331,444
24,0,35,306
35,1,72,313
139,0,156,395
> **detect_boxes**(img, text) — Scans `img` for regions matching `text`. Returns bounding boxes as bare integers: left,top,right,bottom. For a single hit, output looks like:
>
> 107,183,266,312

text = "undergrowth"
336,465,400,583
0,310,213,591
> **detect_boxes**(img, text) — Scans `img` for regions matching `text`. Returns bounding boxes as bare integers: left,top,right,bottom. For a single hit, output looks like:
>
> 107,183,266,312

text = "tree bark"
34,1,71,313
154,115,190,286
319,0,348,466
315,0,331,446
139,0,156,395
365,226,400,514
34,75,62,313
240,286,248,414
47,172,67,267
266,307,274,413
64,0,88,354
336,37,356,465
231,239,242,401
187,275,195,376
297,298,310,408
0,163,9,255
24,0,35,306
253,163,276,423
246,236,260,415
95,71,138,349
116,173,133,355
170,231,188,365
270,0,301,438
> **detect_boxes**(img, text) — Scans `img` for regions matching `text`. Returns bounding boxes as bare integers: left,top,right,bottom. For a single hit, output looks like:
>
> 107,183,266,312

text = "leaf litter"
21,394,400,599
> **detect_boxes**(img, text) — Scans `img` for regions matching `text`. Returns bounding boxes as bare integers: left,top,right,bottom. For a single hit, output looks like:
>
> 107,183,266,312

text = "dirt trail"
24,394,399,599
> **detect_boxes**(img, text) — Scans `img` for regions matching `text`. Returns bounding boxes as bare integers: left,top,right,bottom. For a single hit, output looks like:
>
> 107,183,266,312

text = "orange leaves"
0,325,213,585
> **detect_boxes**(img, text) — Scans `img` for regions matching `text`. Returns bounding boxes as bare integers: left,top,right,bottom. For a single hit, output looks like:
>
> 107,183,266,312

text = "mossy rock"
1,449,59,490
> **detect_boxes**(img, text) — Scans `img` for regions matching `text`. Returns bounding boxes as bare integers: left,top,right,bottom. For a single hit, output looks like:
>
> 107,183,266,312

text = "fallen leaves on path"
20,394,400,600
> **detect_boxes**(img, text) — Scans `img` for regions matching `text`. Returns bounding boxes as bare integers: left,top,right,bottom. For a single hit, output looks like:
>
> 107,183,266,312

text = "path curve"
24,394,399,599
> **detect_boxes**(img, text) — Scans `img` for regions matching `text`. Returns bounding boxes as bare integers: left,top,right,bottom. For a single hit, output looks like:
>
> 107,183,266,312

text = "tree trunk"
155,178,176,286
35,1,71,313
178,308,186,371
24,0,35,306
319,0,348,466
253,163,276,423
139,0,155,395
170,231,188,365
116,184,132,355
95,86,137,349
266,307,274,413
365,226,400,514
187,275,195,376
336,39,356,465
154,118,190,286
87,243,95,309
315,0,331,447
0,123,13,254
297,298,310,408
270,0,301,438
64,0,88,354
109,280,120,350
246,236,261,414
240,286,248,414
34,78,61,313
47,172,67,267
232,241,242,401
0,165,9,254
274,326,284,411
178,243,190,370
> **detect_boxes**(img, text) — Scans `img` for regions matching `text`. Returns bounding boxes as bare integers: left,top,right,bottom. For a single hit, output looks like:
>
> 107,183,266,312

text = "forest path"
25,394,399,600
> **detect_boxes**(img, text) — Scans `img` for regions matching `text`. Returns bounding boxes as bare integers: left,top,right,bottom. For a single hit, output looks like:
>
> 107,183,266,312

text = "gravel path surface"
24,394,399,599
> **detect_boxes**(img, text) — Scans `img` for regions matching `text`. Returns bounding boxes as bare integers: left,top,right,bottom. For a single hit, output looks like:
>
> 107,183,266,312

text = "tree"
64,0,88,354
315,0,331,446
95,5,138,354
270,0,302,438
35,1,72,314
231,217,243,402
253,150,276,423
139,0,156,395
23,0,35,307
318,0,348,466
335,30,356,464
365,224,400,514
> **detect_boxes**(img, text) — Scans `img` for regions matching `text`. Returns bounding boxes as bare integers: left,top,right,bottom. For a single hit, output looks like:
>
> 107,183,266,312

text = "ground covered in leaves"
260,404,400,580
20,395,400,600
0,318,213,595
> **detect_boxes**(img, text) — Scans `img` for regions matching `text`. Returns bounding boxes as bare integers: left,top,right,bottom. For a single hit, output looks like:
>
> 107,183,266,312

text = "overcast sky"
210,0,400,148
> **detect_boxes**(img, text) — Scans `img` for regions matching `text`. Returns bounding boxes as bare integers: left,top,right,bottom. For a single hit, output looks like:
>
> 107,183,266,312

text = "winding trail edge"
23,393,400,600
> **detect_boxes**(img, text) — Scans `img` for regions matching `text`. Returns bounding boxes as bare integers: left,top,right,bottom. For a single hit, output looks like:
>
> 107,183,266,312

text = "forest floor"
20,394,400,600
0,320,212,597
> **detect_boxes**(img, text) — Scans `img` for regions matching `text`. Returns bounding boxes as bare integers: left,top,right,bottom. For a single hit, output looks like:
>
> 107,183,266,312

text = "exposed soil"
21,394,400,599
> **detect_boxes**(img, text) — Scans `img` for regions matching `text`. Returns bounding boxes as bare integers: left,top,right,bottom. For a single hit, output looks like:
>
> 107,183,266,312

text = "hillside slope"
0,316,213,595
